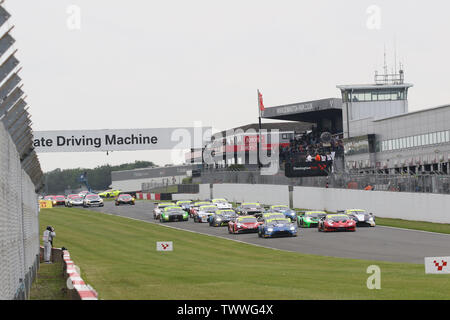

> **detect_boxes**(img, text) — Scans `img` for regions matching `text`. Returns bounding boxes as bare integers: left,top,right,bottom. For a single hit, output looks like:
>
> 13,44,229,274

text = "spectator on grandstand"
42,226,55,264
306,154,312,162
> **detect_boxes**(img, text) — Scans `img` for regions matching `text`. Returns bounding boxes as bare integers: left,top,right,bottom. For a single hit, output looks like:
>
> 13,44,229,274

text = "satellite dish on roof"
320,132,332,144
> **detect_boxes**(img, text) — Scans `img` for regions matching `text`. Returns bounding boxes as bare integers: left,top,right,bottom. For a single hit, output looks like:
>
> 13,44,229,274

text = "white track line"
99,211,301,254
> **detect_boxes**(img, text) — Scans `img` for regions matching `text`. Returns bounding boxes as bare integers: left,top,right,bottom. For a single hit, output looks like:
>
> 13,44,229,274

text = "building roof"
261,98,342,123
336,83,413,91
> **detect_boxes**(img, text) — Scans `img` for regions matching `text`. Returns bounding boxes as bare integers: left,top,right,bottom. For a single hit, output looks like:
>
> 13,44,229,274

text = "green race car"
297,210,327,228
160,206,189,222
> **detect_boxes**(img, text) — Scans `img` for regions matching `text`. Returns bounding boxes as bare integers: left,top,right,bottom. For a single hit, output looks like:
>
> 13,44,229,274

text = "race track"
87,201,450,264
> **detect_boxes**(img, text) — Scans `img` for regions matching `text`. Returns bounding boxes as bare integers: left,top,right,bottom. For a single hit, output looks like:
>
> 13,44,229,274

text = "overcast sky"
3,0,450,172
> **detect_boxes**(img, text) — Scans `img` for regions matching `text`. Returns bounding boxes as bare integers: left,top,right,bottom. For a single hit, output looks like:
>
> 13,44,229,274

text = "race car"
318,214,356,232
98,189,122,198
211,198,233,209
53,195,66,206
258,217,298,238
66,195,84,207
189,201,211,218
153,202,176,219
235,203,263,215
65,194,80,206
194,205,218,223
255,212,286,222
269,205,297,221
297,210,327,228
228,216,261,234
83,194,104,207
115,194,135,206
176,200,192,212
209,209,238,227
337,209,376,227
160,206,189,222
78,190,90,198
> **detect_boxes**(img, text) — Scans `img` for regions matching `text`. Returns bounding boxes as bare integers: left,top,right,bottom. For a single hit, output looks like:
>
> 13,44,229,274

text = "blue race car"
269,205,297,222
258,217,298,238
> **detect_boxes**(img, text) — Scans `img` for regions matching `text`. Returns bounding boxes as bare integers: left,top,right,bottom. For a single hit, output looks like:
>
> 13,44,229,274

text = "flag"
258,89,265,112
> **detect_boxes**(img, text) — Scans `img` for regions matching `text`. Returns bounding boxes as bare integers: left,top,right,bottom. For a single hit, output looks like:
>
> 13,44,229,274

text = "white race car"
338,209,376,227
211,198,233,210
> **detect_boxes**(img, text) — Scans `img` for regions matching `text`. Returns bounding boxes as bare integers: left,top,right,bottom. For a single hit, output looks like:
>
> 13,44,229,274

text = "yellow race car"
98,189,121,198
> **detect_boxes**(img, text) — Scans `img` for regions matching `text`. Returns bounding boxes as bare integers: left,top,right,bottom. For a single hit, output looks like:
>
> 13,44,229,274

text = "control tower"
337,68,413,139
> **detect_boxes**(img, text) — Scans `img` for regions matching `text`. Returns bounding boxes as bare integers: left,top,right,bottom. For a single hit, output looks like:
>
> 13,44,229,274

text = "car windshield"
305,212,325,218
218,210,235,214
349,210,366,215
120,195,132,199
327,215,349,221
266,218,290,224
166,208,184,213
159,203,174,207
200,206,217,212
56,196,65,200
44,196,54,200
87,195,99,199
213,199,226,203
242,204,261,209
264,214,285,220
72,196,82,201
238,217,257,223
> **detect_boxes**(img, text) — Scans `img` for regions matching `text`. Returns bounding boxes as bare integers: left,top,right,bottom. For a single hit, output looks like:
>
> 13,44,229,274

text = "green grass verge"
38,207,450,300
30,260,68,300
375,217,450,235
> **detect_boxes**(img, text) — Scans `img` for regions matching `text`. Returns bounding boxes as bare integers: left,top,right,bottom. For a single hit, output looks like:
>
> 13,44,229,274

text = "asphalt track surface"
86,201,450,264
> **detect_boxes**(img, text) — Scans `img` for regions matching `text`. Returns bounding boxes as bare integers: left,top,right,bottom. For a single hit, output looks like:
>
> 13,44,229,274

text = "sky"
3,0,450,172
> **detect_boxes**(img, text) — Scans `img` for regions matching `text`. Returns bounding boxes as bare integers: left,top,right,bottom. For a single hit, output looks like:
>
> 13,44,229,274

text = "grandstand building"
337,70,450,174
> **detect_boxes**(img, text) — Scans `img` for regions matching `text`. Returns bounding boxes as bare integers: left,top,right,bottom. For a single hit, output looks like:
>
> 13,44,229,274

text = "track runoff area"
88,201,450,264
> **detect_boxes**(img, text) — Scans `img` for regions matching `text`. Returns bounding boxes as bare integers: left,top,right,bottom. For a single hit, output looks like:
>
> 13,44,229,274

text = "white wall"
212,183,290,206
199,183,450,223
293,187,450,223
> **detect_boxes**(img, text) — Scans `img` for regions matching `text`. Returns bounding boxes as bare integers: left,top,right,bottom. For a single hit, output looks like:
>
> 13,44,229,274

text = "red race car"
318,214,356,232
228,216,261,234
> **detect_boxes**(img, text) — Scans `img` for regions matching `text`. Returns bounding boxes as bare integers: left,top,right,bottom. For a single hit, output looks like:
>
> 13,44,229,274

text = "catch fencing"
0,122,40,300
196,168,450,195
0,4,43,300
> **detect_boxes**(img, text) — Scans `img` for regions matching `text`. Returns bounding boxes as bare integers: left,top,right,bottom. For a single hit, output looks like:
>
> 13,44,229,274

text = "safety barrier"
202,183,450,223
0,4,43,300
38,246,98,300
135,192,161,200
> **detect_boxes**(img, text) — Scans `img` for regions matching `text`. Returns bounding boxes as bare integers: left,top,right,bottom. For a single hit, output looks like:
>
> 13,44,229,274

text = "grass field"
38,207,450,300
30,261,68,300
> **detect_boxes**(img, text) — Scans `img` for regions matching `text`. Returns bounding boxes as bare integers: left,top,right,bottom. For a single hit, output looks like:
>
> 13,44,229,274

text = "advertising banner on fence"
285,161,332,177
33,127,212,153
39,200,53,209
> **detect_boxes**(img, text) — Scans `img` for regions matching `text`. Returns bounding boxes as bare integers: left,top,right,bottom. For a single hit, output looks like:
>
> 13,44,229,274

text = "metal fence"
0,122,40,300
0,4,43,300
196,168,450,195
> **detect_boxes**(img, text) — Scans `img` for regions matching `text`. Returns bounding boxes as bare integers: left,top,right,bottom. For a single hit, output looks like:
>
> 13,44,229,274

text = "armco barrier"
206,183,450,223
39,246,98,300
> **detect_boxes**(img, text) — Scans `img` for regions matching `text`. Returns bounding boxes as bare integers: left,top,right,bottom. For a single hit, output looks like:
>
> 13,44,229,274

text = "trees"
44,161,156,194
